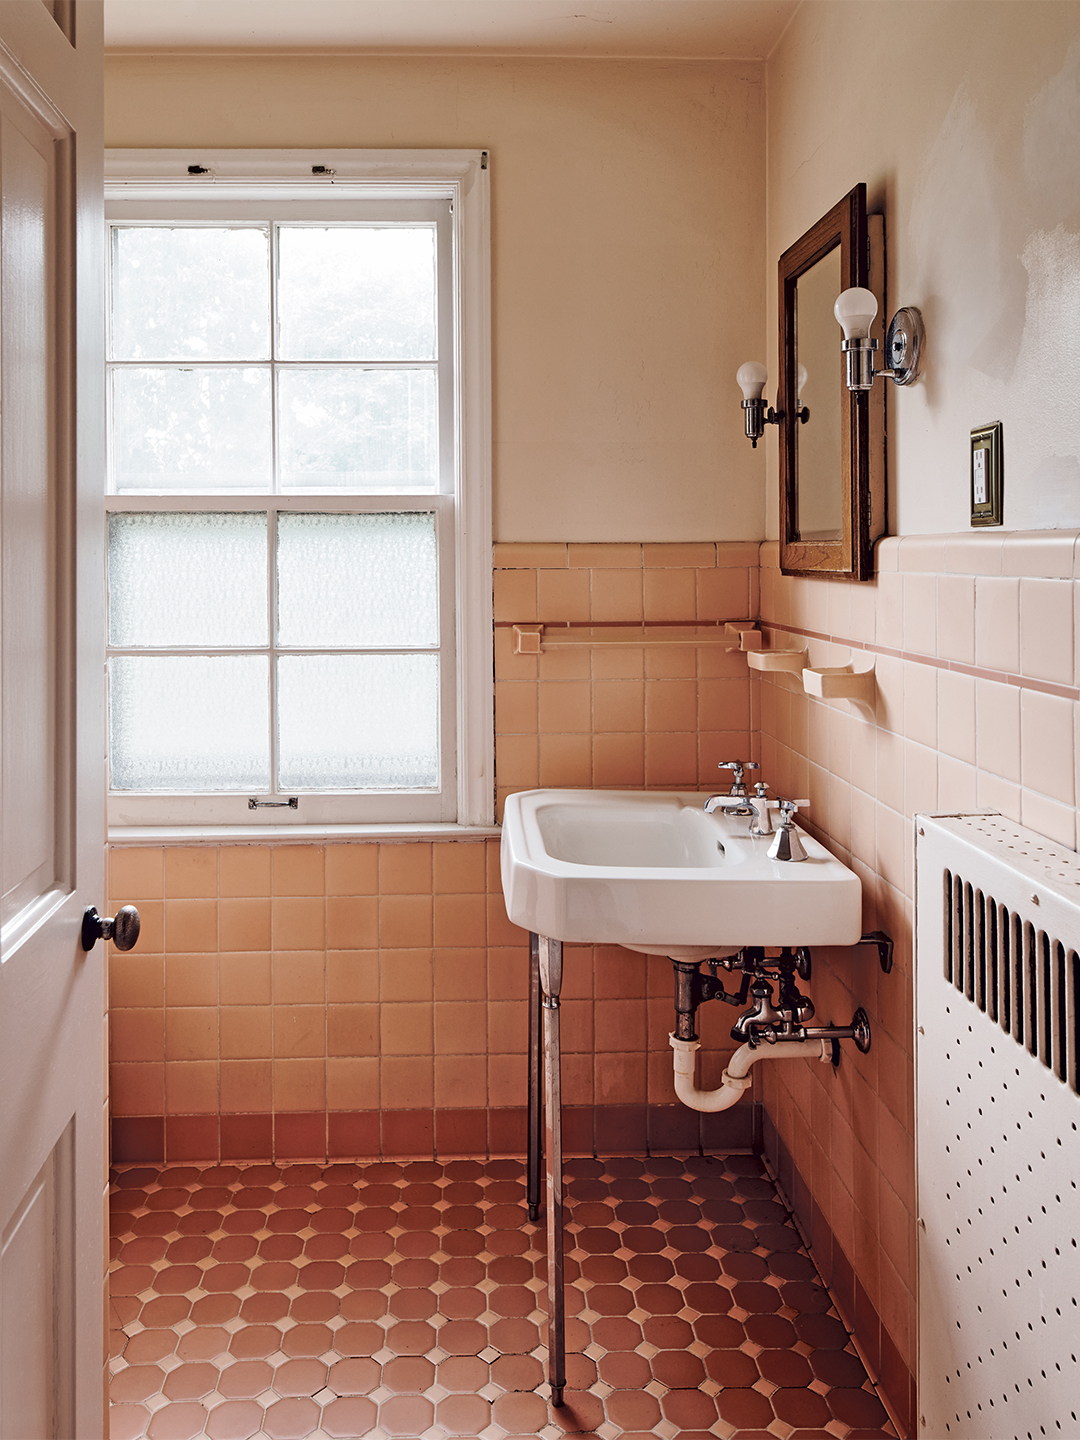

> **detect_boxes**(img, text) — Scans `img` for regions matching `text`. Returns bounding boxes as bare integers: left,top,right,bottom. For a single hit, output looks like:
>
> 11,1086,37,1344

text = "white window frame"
104,149,493,838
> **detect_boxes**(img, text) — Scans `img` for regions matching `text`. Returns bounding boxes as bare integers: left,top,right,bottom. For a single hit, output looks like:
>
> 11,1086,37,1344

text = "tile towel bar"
511,621,757,654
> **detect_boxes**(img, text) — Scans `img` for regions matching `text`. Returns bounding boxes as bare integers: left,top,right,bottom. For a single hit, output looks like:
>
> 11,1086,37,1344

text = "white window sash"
104,150,493,832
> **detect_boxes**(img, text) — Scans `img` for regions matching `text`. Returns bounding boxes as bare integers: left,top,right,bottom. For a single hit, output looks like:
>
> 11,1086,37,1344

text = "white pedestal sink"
501,788,863,954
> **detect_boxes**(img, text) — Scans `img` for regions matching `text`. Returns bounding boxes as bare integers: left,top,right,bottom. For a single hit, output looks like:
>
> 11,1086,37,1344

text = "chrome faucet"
767,799,809,862
703,762,772,833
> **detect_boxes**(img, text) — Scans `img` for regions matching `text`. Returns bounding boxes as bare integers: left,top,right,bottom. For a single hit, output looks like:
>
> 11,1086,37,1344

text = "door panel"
0,5,105,1437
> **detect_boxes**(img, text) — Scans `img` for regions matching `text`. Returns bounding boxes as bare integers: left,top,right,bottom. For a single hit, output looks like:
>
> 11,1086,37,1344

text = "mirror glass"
794,245,842,542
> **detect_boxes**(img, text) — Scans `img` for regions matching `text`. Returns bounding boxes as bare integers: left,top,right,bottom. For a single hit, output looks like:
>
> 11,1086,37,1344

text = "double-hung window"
104,151,492,831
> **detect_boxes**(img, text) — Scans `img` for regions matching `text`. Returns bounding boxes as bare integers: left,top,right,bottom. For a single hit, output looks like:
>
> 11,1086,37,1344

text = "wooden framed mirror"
778,183,884,580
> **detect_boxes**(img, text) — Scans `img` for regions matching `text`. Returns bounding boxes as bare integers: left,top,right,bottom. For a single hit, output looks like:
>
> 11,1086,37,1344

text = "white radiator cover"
915,814,1080,1439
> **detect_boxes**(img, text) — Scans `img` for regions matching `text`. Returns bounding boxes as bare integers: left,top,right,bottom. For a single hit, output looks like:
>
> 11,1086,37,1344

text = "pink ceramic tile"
1019,577,1073,685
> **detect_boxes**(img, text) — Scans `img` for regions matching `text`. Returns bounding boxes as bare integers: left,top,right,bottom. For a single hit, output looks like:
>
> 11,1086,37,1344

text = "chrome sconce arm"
835,287,924,391
737,361,808,448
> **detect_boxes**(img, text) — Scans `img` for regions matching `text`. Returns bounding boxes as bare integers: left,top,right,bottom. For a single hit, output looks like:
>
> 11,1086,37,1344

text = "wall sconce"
737,362,808,448
834,287,924,391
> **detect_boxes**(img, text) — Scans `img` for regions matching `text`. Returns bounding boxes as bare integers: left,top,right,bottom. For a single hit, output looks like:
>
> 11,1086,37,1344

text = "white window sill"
107,822,502,846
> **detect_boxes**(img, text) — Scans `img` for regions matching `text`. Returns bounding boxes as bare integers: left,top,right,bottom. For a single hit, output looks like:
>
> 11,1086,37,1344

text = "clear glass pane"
278,368,437,490
276,512,437,648
277,225,436,361
112,367,272,491
109,655,270,791
278,653,439,789
112,226,270,361
108,512,268,648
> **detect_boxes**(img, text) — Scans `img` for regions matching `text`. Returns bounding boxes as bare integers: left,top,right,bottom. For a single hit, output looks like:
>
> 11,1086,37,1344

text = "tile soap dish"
802,651,876,711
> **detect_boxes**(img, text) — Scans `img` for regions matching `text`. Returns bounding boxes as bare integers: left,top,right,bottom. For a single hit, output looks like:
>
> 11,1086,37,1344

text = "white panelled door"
0,5,105,1437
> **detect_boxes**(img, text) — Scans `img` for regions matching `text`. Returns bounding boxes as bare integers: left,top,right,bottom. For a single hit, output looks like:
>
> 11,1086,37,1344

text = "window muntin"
105,195,461,826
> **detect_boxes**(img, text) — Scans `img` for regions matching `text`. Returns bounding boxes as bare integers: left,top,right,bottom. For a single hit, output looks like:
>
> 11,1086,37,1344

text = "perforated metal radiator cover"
915,815,1080,1439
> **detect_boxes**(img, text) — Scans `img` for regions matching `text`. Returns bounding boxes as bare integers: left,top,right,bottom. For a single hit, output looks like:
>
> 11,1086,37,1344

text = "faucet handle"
718,760,758,773
776,798,809,821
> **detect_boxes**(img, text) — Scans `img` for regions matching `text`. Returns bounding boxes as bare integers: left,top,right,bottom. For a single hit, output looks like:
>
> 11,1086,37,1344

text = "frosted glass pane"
113,367,272,491
277,512,437,648
109,656,270,791
278,654,439,789
277,226,435,361
112,227,270,360
278,368,437,490
109,512,268,647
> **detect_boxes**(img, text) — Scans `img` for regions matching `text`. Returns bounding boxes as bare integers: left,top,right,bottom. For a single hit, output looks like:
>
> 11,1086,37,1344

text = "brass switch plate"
970,421,1004,526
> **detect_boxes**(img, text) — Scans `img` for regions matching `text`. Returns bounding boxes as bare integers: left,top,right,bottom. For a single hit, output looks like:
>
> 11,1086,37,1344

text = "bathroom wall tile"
849,713,876,796
936,575,975,664
902,662,937,750
433,1000,487,1055
643,542,715,568
164,953,218,1008
493,624,537,682
975,679,1021,782
165,1007,218,1061
642,568,696,620
827,773,851,851
937,670,976,764
976,769,1022,823
164,899,217,954
538,644,591,680
379,843,432,894
873,655,904,734
273,1058,326,1111
903,741,937,819
380,1002,433,1057
434,1054,487,1109
644,732,698,787
271,897,325,950
272,950,326,1005
567,542,640,568
592,733,644,788
538,680,591,732
943,530,1002,576
219,845,272,897
492,568,537,623
537,568,590,621
494,735,539,790
433,893,487,947
589,568,643,622
898,536,945,574
326,1003,379,1057
592,680,644,732
539,733,592,787
325,844,379,896
273,1005,325,1058
591,645,644,681
1020,578,1074,684
220,1006,273,1060
219,951,271,1006
432,841,487,894
696,566,750,621
827,704,851,784
1020,688,1074,803
219,1058,272,1112
644,679,696,731
847,579,877,645
110,845,164,900
272,845,325,896
110,1061,164,1116
875,805,906,896
110,1008,164,1063
902,574,936,656
164,847,218,899
594,1051,646,1105
379,1057,434,1111
379,897,433,951
644,641,697,679
486,892,526,948
326,1055,378,1110
110,952,164,1009
218,897,271,952
1020,789,1076,849
165,1060,218,1114
975,576,1020,674
1003,530,1077,579
327,949,379,1005
875,573,904,650
378,949,433,1003
326,896,379,950
434,947,487,1002
937,755,978,811
494,542,566,569
698,678,750,732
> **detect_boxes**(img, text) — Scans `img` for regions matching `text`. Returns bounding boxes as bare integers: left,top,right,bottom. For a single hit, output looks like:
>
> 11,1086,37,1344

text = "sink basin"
500,789,862,956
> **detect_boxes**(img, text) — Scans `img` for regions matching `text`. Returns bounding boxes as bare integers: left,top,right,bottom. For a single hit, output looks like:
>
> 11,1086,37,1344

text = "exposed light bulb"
796,363,808,397
833,287,878,341
736,361,768,401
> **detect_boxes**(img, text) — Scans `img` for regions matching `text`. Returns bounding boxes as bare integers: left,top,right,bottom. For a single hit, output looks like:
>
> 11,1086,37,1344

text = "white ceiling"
104,0,799,59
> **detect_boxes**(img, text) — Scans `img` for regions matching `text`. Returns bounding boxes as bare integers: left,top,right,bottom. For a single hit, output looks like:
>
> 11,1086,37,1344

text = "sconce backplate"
885,305,924,385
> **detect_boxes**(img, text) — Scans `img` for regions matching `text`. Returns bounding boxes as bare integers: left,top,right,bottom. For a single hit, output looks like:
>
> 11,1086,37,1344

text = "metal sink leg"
527,933,543,1222
537,934,566,1408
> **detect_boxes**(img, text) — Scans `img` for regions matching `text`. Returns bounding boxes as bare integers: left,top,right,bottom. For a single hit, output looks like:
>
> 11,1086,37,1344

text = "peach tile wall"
108,543,759,1166
493,542,759,814
755,529,1080,1432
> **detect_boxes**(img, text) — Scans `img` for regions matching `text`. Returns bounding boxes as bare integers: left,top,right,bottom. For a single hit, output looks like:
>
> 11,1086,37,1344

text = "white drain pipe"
669,1032,830,1112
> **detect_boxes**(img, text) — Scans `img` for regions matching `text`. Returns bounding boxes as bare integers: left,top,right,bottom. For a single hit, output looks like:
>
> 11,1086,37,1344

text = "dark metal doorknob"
81,904,140,952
